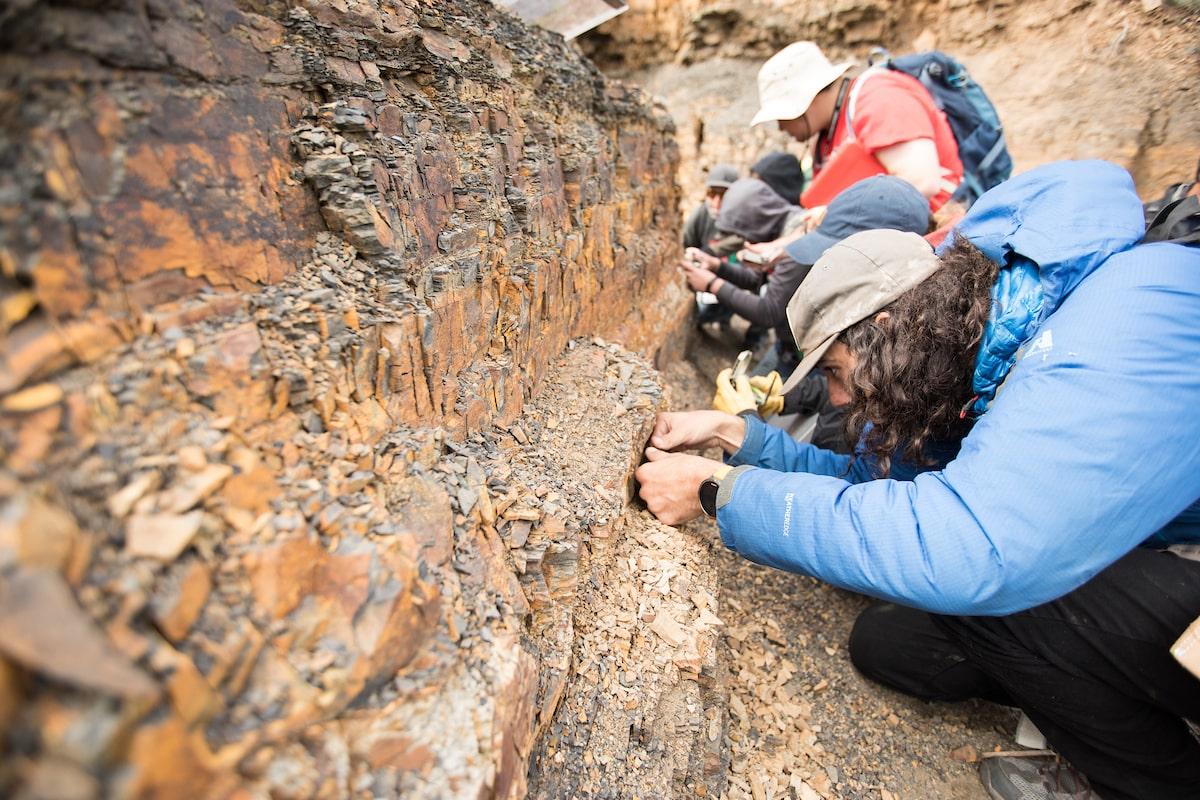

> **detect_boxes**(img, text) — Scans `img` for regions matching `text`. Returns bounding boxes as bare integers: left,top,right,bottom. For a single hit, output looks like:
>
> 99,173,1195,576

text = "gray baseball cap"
705,163,740,190
784,175,931,266
781,230,941,394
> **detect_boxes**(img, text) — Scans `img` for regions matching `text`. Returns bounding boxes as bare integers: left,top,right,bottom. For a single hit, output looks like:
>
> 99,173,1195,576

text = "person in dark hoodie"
750,152,806,205
683,176,930,452
706,177,806,245
686,177,806,349
643,161,1200,800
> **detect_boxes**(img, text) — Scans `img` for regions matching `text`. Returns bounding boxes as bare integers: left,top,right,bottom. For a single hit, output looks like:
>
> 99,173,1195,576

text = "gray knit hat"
704,164,739,190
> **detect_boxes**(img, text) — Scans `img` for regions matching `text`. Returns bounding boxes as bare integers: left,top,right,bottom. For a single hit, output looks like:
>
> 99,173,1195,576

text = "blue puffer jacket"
717,161,1200,615
943,161,1147,414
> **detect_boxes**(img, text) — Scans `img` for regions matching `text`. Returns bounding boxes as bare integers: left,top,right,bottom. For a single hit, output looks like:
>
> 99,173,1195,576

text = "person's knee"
848,603,898,682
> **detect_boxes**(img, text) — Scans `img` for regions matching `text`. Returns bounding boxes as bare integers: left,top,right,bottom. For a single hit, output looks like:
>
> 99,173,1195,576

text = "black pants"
848,548,1200,800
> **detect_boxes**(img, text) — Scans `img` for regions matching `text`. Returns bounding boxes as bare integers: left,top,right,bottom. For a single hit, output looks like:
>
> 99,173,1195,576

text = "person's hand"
636,448,723,526
749,372,784,417
735,245,783,271
680,261,715,292
742,240,775,255
713,367,756,415
802,205,828,233
743,240,785,259
649,410,746,454
681,247,720,271
931,199,966,232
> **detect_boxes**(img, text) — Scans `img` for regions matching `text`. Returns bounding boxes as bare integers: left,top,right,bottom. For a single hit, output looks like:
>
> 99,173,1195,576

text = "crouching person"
637,161,1200,800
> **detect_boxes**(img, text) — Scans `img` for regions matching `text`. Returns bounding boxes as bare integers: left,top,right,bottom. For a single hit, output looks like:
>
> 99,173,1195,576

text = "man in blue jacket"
637,161,1200,800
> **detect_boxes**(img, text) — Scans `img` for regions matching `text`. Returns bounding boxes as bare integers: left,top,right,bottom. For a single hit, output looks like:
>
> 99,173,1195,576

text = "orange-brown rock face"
0,0,692,796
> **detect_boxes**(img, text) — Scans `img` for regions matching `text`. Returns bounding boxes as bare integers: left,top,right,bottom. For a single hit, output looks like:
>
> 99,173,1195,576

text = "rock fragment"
1,382,63,413
107,471,163,519
155,464,233,514
0,568,156,697
125,511,204,561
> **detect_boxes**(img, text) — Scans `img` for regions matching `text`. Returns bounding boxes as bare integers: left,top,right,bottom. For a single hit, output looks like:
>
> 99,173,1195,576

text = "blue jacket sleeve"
717,245,1200,615
728,415,875,483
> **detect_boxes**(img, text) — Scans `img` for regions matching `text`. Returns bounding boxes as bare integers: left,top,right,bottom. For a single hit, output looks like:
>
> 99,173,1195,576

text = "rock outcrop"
0,1,698,797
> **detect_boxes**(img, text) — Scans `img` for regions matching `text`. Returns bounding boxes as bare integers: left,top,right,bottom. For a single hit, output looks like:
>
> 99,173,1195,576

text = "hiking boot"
979,755,1101,800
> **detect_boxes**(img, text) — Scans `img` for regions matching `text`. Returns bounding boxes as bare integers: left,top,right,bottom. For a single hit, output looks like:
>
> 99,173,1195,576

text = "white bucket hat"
751,42,854,128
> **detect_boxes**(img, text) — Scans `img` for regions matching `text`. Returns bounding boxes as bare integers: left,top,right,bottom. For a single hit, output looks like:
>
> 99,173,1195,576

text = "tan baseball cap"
781,230,942,394
751,42,854,128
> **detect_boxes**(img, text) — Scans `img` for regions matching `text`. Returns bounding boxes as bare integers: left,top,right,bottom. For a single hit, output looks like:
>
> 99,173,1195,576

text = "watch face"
700,478,720,518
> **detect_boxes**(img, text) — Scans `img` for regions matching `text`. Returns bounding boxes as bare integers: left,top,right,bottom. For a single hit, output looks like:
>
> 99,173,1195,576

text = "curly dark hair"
839,236,999,477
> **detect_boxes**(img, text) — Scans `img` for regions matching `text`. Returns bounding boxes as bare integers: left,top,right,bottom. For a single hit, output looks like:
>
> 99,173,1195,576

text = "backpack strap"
1143,194,1200,245
844,66,885,141
814,76,854,171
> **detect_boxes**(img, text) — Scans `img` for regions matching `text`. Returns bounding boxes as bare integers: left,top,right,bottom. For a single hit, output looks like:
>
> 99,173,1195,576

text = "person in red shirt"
751,41,963,214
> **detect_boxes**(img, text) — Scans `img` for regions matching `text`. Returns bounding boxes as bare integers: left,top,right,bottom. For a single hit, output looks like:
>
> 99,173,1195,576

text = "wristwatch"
699,465,732,518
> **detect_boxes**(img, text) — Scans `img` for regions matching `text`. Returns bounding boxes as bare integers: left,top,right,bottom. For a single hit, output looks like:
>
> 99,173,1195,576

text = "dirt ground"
663,326,1015,800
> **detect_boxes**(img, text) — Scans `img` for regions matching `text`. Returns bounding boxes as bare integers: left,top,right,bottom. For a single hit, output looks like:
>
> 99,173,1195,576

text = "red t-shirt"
812,70,963,211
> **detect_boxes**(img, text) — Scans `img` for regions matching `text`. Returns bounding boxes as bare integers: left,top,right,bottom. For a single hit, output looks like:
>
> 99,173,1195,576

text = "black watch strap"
699,477,720,518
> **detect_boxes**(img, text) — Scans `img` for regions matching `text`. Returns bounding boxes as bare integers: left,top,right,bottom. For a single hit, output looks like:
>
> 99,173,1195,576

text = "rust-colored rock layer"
0,0,692,797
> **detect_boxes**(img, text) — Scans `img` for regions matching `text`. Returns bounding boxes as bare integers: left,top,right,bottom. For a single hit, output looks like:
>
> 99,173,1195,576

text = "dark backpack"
867,49,1012,207
1142,160,1200,246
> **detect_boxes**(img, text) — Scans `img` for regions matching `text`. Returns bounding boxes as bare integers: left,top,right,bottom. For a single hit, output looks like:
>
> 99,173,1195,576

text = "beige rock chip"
0,382,63,413
647,612,688,648
20,757,99,800
0,568,157,697
502,505,541,522
152,643,218,726
795,780,823,800
156,464,233,513
477,484,496,524
176,445,207,472
107,471,163,519
0,492,80,572
0,289,36,334
125,511,204,561
152,559,213,641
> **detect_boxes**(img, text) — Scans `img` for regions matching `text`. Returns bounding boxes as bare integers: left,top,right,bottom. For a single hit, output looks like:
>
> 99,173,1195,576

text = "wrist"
699,463,736,518
714,414,748,454
704,275,719,293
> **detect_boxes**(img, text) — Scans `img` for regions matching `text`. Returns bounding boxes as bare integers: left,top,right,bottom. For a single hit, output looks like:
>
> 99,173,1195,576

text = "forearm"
727,415,857,478
712,281,775,326
715,467,1012,614
715,260,763,290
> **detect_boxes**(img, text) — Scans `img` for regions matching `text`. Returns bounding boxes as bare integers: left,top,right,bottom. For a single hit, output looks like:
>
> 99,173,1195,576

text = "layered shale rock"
0,1,701,797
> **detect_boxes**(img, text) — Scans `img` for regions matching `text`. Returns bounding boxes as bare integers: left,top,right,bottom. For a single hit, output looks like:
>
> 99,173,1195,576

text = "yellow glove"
713,367,757,415
749,372,784,418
